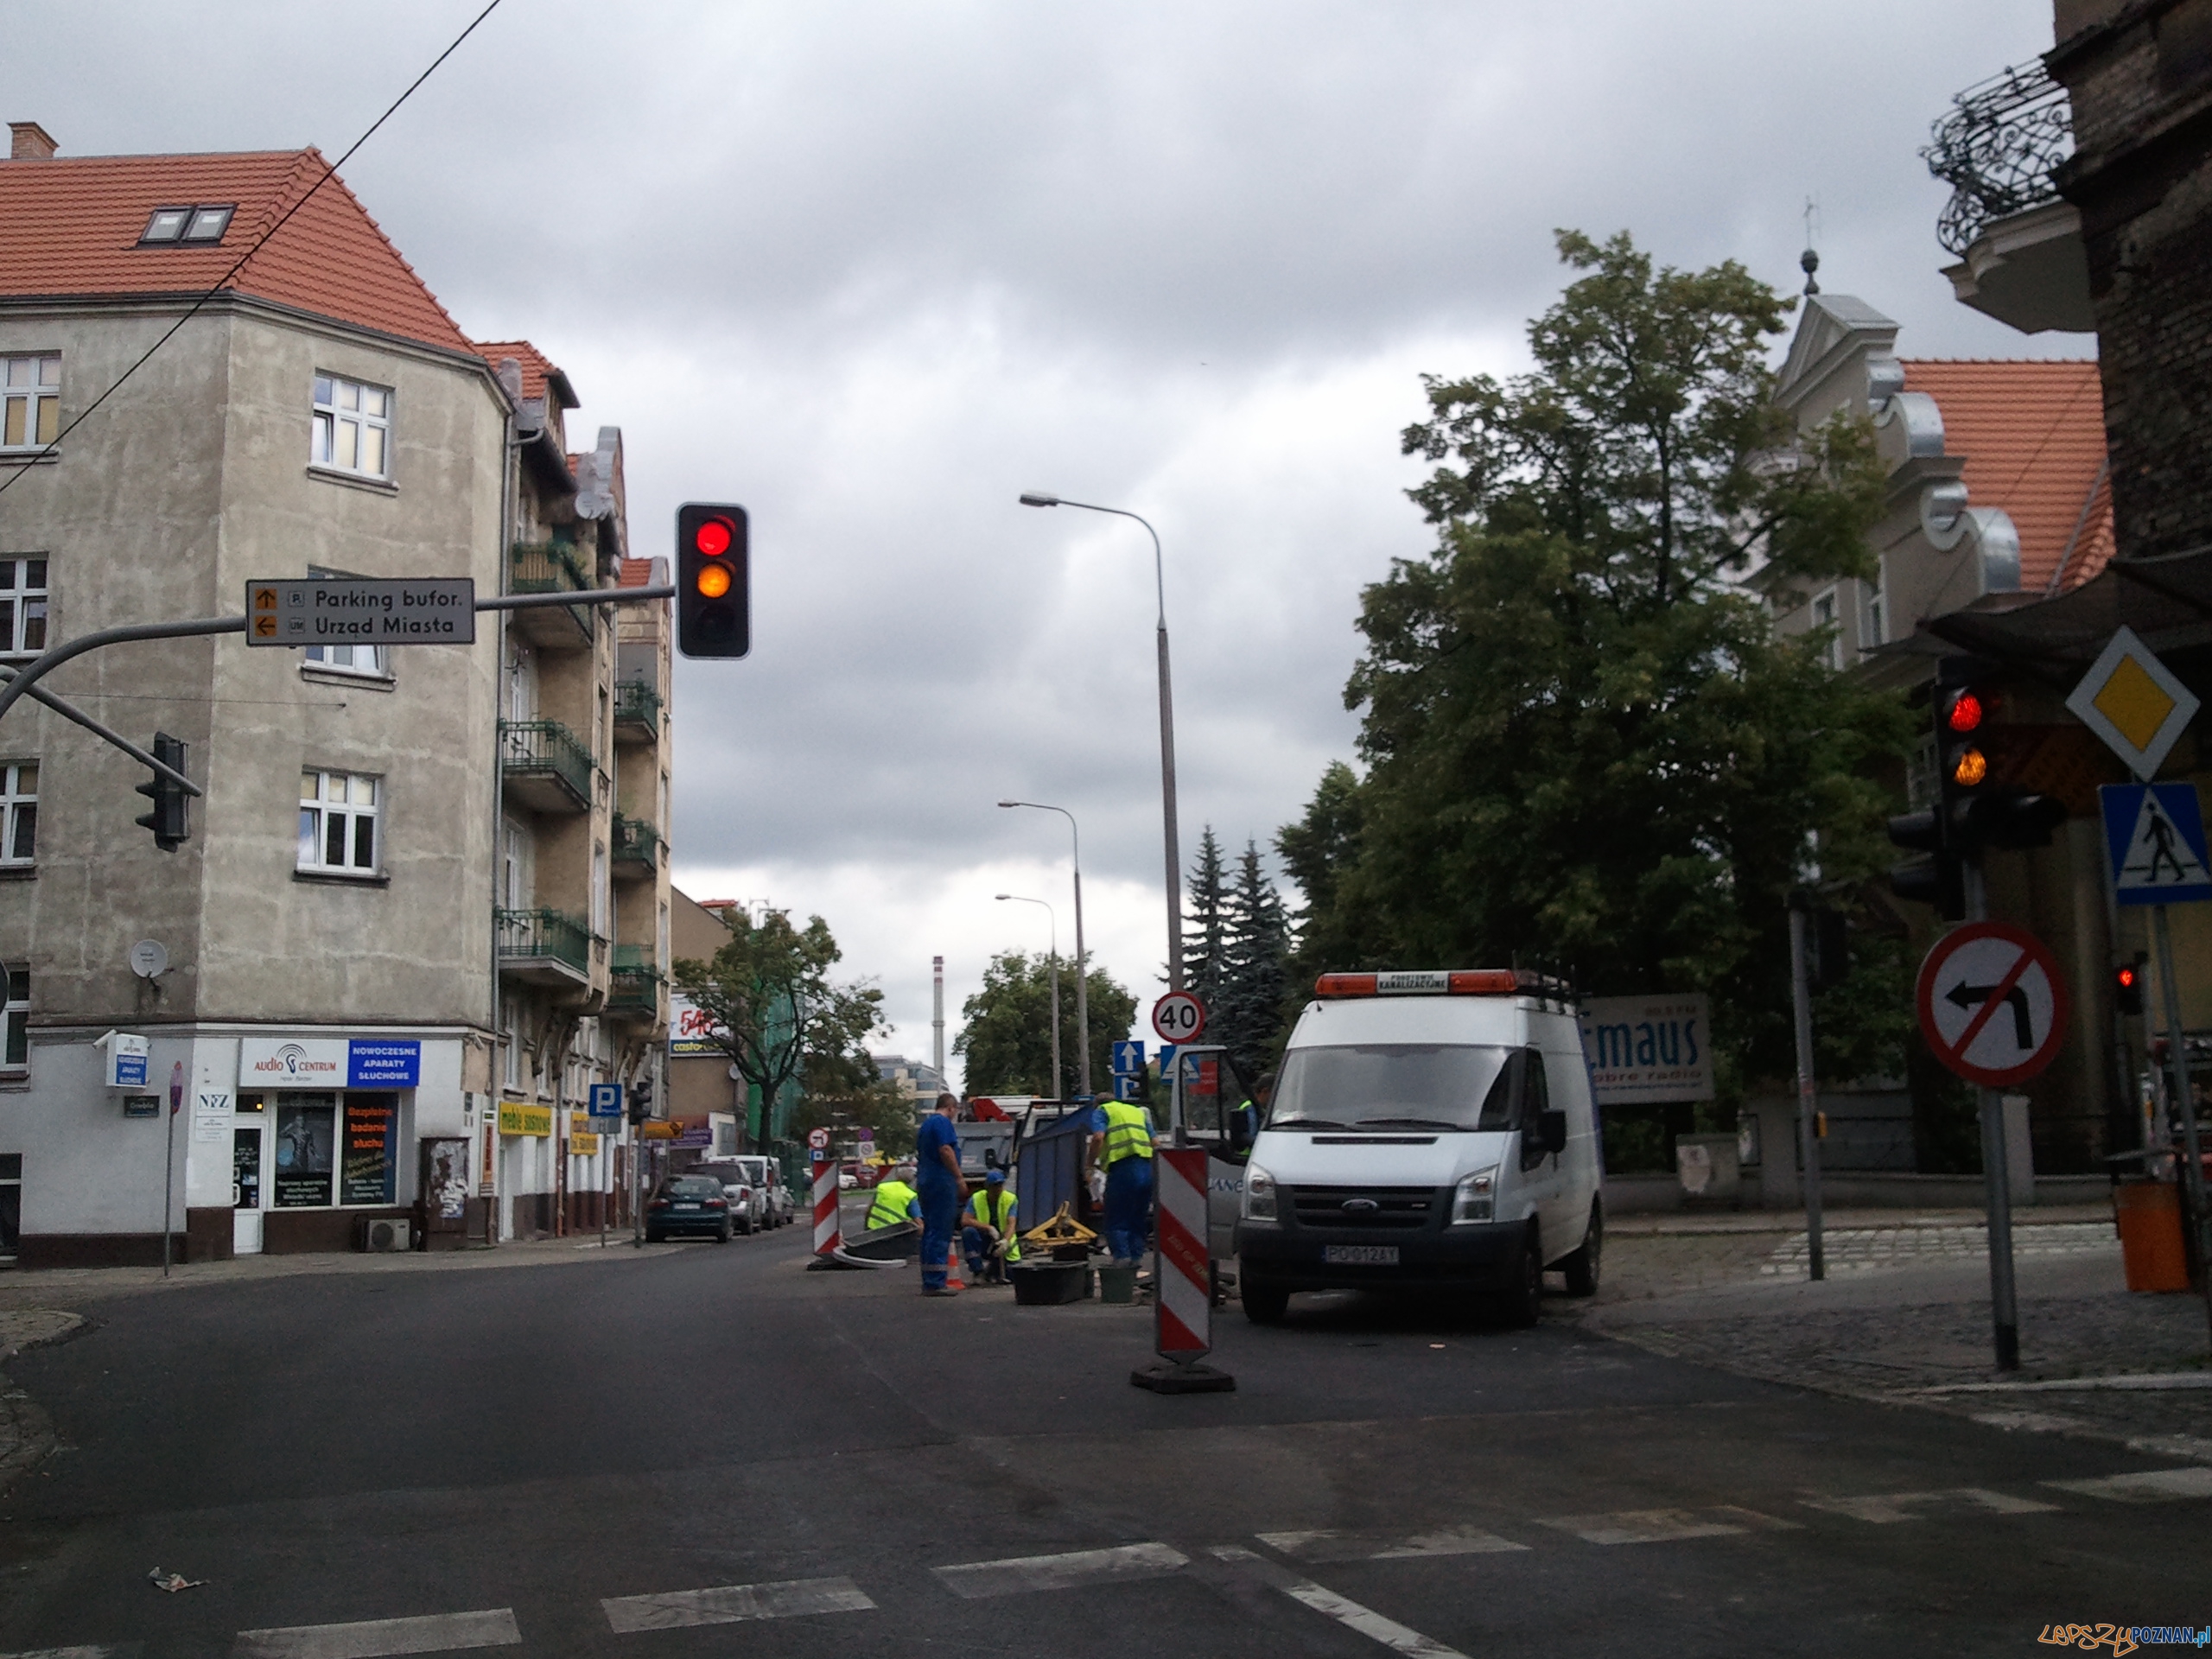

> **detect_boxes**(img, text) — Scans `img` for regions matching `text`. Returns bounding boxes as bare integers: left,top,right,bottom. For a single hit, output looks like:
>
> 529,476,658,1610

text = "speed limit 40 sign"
1152,990,1207,1045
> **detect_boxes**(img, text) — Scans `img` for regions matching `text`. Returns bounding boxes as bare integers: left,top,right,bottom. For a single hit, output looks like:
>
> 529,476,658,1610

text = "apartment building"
0,124,671,1262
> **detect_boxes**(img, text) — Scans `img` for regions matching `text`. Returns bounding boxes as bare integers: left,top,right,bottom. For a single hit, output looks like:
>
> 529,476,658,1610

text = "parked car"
694,1160,766,1233
734,1156,790,1227
645,1174,734,1243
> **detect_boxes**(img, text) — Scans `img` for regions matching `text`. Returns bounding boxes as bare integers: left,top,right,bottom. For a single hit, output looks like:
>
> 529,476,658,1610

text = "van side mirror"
1538,1109,1567,1156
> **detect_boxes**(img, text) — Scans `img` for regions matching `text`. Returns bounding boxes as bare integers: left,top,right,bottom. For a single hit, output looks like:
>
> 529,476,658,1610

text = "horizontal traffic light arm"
0,585,679,728
0,668,200,794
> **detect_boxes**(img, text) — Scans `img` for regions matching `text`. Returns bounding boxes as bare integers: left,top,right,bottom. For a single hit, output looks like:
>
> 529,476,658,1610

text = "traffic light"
677,502,749,659
1935,663,2066,855
133,733,189,852
2113,952,2147,1016
1887,804,1963,919
629,1074,655,1124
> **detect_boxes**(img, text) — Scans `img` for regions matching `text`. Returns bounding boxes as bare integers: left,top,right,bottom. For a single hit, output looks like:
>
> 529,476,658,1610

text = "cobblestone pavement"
1758,1221,2118,1274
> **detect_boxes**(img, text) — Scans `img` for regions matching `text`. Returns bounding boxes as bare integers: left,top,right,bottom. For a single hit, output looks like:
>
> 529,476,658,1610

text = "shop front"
234,1038,417,1254
496,1099,553,1239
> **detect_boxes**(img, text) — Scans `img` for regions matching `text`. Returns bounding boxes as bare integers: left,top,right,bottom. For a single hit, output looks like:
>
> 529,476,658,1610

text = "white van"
1236,969,1604,1325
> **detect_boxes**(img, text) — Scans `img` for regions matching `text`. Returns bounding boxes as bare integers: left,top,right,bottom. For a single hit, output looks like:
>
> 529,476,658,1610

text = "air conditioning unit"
358,1217,410,1253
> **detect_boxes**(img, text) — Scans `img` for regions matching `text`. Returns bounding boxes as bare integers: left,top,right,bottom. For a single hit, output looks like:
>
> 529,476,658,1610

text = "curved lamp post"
998,798,1090,1094
1017,493,1184,994
995,893,1061,1100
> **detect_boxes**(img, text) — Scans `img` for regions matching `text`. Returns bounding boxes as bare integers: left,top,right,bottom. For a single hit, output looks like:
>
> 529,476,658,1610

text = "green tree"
1215,840,1290,1077
1287,229,1908,1096
955,950,1138,1098
790,1060,917,1159
1183,827,1230,1016
670,909,886,1152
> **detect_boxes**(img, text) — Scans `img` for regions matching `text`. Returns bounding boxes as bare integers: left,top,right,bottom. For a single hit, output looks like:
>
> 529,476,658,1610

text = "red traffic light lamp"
2113,952,2147,1016
677,503,749,659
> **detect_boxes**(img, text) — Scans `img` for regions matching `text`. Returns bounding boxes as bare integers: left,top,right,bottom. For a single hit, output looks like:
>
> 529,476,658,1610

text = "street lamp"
998,799,1090,1094
995,893,1061,1100
1017,493,1185,993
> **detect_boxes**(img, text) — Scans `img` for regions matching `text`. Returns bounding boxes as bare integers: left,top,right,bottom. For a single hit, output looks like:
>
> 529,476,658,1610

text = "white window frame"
0,355,60,453
301,569,387,678
2,968,26,1073
1862,567,1888,655
310,373,392,481
298,769,381,877
0,762,35,867
1810,587,1843,671
0,558,49,660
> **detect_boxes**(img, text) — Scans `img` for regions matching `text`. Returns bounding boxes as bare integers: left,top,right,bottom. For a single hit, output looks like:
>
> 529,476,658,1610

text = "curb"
0,1311,83,1498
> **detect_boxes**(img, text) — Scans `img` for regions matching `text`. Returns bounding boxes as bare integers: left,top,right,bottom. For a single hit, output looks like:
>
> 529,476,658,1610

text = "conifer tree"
1217,840,1291,1079
1183,826,1230,1017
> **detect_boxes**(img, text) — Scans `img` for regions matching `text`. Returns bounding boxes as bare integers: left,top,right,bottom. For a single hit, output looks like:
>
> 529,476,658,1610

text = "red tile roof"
0,147,472,355
618,557,655,588
474,339,575,408
1902,359,2113,594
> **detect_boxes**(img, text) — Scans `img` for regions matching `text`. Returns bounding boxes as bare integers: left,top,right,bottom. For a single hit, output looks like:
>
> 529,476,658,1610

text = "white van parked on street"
1236,969,1603,1325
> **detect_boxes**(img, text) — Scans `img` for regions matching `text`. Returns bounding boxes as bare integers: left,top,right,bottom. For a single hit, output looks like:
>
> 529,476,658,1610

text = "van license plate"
1324,1244,1398,1266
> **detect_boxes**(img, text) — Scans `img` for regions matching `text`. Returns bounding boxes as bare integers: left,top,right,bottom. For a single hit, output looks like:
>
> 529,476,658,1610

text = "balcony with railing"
1923,59,2092,334
612,814,661,880
607,944,664,1020
613,677,662,744
496,906,593,988
508,540,595,648
499,718,594,814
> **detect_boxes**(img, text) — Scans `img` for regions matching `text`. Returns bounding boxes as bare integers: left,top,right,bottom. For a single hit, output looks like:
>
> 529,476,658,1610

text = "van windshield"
1269,1043,1516,1132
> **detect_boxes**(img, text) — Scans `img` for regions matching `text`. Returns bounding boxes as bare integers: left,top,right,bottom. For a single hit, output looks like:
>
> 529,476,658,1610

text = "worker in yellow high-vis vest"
1087,1094,1155,1266
962,1168,1020,1283
866,1171,920,1231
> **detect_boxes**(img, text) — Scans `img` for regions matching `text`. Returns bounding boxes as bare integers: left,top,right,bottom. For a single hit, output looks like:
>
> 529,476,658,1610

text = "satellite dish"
130,939,168,980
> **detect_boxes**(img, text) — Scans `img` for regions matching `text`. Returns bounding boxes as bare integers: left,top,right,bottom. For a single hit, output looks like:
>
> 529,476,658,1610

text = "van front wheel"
1242,1274,1289,1324
1496,1224,1542,1328
1561,1201,1602,1297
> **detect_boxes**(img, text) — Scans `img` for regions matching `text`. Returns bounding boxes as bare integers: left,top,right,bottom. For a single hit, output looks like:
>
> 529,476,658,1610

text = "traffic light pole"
2147,903,2212,1351
1963,862,2022,1371
1787,897,1826,1281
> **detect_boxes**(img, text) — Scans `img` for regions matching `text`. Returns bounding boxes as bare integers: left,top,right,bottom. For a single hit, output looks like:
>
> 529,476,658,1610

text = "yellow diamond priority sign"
2066,626,2199,781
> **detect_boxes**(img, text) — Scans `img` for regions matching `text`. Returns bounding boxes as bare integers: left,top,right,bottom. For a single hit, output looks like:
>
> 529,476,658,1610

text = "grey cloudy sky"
11,2,2080,1081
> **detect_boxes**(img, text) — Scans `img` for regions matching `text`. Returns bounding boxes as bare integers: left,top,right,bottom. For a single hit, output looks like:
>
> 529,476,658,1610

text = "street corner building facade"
0,121,673,1265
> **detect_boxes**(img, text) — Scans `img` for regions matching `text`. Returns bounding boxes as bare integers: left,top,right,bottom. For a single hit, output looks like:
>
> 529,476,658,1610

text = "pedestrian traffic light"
676,502,749,659
2113,952,2147,1016
133,733,189,852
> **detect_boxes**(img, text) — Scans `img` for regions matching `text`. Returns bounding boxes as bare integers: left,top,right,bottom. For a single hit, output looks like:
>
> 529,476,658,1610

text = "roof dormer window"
139,204,234,245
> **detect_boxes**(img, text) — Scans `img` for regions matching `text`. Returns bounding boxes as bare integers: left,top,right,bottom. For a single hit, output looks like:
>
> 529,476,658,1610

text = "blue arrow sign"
2101,783,2212,907
1110,1039,1146,1077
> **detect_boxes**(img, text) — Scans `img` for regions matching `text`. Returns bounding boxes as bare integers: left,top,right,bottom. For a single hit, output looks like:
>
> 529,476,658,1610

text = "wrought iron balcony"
496,907,592,982
613,678,662,743
608,944,664,1016
499,718,594,813
1923,58,2073,257
611,813,662,879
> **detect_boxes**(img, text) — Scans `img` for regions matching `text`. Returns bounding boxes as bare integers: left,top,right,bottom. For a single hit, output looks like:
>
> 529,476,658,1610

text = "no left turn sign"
807,1128,830,1151
1914,921,2069,1089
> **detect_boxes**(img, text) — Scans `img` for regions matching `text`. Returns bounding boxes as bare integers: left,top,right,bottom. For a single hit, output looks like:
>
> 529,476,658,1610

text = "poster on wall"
668,993,724,1058
341,1094,398,1206
1577,994,1713,1104
274,1096,335,1207
423,1136,468,1223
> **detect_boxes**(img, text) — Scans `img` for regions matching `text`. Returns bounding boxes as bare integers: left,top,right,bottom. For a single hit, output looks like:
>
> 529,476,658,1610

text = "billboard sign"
1577,994,1713,1104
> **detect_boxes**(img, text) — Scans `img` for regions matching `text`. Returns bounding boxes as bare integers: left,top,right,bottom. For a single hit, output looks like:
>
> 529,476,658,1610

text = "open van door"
1164,1045,1259,1262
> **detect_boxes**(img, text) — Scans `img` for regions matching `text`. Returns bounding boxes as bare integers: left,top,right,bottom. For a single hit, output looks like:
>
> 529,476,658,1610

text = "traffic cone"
946,1233,965,1290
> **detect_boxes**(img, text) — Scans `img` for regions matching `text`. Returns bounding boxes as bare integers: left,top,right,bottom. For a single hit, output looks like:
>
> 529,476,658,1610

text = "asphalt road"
1,1226,2205,1657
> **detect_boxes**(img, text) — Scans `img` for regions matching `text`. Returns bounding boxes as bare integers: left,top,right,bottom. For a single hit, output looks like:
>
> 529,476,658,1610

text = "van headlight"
1242,1164,1278,1222
1450,1166,1497,1226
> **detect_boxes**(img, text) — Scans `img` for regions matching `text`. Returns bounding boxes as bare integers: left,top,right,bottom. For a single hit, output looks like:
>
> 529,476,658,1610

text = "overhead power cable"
0,0,506,497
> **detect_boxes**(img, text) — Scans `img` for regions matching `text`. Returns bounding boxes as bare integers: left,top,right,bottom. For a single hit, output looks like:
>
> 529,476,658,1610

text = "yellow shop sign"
497,1103,552,1137
570,1132,600,1155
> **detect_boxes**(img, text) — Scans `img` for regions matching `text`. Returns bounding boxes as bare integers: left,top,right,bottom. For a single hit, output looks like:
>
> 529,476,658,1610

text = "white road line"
232,1610,519,1659
0,1647,143,1659
1257,1527,1528,1562
932,1542,1188,1599
1211,1546,1467,1659
2044,1467,2212,1503
601,1576,874,1633
1536,1506,1801,1545
1798,1488,2060,1525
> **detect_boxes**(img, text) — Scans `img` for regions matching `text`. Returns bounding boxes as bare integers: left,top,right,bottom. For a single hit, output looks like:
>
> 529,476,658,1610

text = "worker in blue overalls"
1087,1090,1155,1268
914,1092,968,1296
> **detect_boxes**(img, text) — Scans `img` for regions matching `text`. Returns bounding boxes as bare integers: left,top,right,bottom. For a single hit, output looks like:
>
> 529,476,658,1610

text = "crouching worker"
963,1168,1020,1284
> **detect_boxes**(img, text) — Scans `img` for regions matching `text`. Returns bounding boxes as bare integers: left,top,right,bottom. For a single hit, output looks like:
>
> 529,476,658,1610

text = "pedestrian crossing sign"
2100,782,2212,906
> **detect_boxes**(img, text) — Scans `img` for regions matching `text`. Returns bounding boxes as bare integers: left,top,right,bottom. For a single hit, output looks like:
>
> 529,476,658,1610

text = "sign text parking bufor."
246,579,476,646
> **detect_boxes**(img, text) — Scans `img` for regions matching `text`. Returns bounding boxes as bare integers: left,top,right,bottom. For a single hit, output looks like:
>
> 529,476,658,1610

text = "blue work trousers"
1103,1156,1154,1264
917,1178,961,1290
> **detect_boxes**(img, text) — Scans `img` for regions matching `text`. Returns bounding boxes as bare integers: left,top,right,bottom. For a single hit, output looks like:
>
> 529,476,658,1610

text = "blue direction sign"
588,1082,624,1121
1113,1073,1144,1103
1110,1039,1146,1077
2100,783,2212,906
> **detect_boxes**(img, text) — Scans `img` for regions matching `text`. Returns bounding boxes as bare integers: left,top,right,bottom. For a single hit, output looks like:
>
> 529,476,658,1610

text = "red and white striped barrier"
1153,1148,1211,1360
811,1150,841,1257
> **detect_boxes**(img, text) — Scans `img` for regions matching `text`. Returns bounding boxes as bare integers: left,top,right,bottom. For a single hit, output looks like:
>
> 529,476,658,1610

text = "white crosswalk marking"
2044,1467,2212,1503
932,1542,1188,1599
1257,1527,1528,1562
232,1610,519,1659
1537,1506,1801,1545
1799,1488,2059,1524
601,1576,874,1633
1211,1547,1467,1659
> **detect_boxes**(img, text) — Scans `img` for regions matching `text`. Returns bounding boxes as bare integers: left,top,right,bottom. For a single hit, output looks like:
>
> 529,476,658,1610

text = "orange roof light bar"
1314,969,1564,999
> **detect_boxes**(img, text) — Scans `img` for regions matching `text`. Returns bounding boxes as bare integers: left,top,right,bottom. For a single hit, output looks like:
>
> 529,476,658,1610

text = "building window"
1,356,60,450
299,770,379,874
591,843,608,938
0,559,48,659
1810,588,1842,671
3,969,26,1071
310,374,391,480
0,1152,18,1257
1863,572,1887,654
140,205,234,245
301,568,385,677
0,763,35,865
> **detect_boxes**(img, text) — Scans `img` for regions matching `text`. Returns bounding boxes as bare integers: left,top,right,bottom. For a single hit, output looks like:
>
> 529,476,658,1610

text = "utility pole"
1963,861,2022,1371
932,955,945,1082
1787,893,1827,1282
